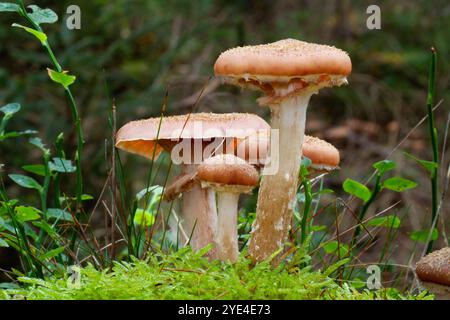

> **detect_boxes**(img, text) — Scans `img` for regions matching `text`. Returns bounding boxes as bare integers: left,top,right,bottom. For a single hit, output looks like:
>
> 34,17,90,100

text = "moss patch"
0,248,430,300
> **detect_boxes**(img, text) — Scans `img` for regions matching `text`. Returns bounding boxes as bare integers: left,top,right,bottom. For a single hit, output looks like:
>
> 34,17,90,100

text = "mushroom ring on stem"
115,112,269,257
215,39,351,261
197,154,259,263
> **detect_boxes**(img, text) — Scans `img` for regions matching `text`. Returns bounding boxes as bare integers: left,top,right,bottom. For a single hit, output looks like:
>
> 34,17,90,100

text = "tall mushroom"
115,113,269,256
215,39,351,261
197,154,259,263
416,247,450,300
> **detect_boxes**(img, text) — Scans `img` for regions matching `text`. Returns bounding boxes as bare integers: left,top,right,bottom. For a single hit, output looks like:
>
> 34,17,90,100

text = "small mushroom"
215,39,351,261
236,131,340,175
197,154,259,263
416,247,450,300
116,112,268,256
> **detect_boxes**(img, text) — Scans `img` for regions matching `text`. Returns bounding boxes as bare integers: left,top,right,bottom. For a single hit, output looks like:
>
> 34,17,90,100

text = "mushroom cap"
416,247,450,286
115,113,270,160
214,39,351,80
302,135,340,171
197,154,259,193
236,131,340,171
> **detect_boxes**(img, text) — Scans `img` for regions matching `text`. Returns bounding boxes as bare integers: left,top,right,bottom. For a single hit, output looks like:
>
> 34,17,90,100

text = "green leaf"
15,206,41,223
404,152,438,176
410,229,438,243
0,130,37,140
383,177,417,192
49,158,76,173
22,164,46,176
134,208,155,227
343,179,371,203
47,68,76,89
373,160,396,175
311,225,327,232
0,282,19,289
301,156,312,168
313,189,334,196
323,241,349,257
0,2,19,12
32,221,57,238
351,278,366,289
136,186,162,200
0,219,15,233
27,5,58,25
12,23,47,44
81,194,93,201
47,208,73,222
9,174,42,190
39,247,64,261
0,238,9,248
366,215,401,229
0,103,20,116
29,137,49,153
23,223,38,239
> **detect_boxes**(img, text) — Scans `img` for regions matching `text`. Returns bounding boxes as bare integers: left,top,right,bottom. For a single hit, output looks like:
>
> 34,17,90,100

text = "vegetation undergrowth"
0,247,430,300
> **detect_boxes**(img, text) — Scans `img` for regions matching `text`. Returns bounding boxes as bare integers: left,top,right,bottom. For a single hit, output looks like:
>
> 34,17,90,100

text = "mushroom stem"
215,192,240,263
181,164,217,258
249,92,313,261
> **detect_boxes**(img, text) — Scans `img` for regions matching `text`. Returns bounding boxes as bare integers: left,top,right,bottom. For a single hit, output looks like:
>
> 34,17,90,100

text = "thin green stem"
426,47,438,253
300,176,312,244
36,152,51,247
350,174,382,248
18,2,84,209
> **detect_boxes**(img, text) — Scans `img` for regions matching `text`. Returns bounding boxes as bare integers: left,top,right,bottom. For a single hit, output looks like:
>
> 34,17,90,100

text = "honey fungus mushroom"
236,131,340,174
115,113,269,256
197,154,259,263
215,39,351,261
416,247,450,300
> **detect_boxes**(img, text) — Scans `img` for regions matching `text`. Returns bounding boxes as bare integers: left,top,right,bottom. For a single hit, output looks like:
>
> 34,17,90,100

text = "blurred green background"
0,0,449,269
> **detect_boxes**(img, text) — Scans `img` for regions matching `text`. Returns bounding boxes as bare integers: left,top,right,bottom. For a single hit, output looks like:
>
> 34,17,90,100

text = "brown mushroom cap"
303,135,340,170
214,39,351,79
115,113,270,160
236,131,340,171
416,247,450,286
197,154,259,193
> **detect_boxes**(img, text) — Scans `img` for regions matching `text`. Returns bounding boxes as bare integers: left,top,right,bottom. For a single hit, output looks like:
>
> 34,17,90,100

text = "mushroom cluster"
215,39,351,261
116,38,351,262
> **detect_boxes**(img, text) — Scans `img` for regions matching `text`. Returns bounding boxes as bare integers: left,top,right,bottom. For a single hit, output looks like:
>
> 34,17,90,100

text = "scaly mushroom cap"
416,247,450,286
214,39,351,101
115,113,270,160
303,136,340,171
236,131,340,171
197,154,259,193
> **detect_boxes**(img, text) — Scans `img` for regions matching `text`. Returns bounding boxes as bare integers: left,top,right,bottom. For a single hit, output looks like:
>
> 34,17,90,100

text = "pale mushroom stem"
215,192,240,263
181,164,217,258
249,92,313,261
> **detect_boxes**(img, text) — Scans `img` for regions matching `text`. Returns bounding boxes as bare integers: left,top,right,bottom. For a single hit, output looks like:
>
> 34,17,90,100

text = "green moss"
0,248,430,300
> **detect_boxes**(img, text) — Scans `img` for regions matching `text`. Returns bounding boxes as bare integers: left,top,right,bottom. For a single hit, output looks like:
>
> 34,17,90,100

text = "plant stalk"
426,47,438,253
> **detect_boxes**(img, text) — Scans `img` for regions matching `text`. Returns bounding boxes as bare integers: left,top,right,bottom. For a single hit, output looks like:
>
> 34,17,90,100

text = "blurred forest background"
0,0,449,285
